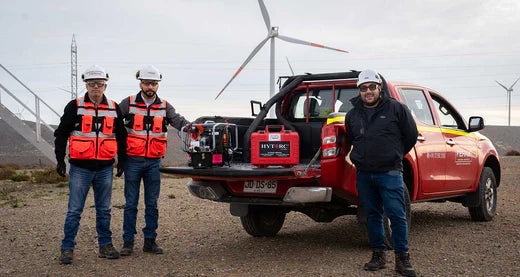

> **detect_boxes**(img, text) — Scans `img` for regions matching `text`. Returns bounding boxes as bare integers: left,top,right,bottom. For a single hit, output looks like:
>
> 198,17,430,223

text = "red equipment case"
251,125,299,167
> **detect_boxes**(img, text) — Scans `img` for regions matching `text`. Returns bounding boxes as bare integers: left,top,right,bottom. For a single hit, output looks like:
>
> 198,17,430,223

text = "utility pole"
71,34,78,99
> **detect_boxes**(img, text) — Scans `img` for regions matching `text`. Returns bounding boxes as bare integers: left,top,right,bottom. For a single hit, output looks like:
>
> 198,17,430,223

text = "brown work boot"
120,240,134,256
59,249,73,265
364,250,386,271
143,238,164,254
395,252,417,276
98,243,120,259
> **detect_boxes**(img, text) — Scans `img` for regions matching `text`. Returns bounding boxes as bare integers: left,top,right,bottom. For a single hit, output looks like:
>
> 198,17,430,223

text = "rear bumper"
188,180,332,204
283,187,332,203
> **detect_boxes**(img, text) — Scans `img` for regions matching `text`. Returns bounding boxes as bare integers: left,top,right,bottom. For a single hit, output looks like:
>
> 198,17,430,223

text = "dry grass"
10,173,30,182
0,168,15,180
0,163,22,170
505,150,520,156
32,168,69,184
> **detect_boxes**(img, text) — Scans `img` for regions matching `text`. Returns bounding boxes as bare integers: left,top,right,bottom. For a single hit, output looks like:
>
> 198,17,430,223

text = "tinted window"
398,89,434,125
430,93,466,130
290,87,358,119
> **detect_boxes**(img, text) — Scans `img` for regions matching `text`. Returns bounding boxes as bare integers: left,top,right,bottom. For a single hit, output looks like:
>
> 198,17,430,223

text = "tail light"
322,125,339,158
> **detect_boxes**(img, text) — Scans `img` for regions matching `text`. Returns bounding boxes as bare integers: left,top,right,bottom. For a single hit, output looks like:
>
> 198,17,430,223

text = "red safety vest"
126,95,168,158
69,97,118,160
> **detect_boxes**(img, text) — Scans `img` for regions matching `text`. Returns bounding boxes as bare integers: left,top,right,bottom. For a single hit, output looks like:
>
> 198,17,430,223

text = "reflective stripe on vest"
69,96,118,160
126,95,168,158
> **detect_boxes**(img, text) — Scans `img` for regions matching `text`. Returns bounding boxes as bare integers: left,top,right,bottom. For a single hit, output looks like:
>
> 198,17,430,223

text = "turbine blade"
278,35,348,53
285,56,295,75
509,77,520,90
215,37,270,99
258,0,271,32
495,80,508,90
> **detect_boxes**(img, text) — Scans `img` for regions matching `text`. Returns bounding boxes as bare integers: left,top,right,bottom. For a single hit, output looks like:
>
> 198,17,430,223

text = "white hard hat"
82,65,109,81
136,65,162,81
357,69,382,87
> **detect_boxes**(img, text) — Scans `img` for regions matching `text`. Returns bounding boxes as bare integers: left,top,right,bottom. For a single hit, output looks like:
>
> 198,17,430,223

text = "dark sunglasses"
359,84,379,92
86,81,106,88
141,81,159,86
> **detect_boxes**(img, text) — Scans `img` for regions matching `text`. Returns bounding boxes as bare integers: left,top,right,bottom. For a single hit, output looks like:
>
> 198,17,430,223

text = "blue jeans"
123,158,161,242
61,164,114,249
356,170,409,253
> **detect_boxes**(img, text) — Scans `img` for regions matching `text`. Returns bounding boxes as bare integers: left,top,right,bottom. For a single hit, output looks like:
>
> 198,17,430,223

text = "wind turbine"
496,77,520,126
215,0,348,115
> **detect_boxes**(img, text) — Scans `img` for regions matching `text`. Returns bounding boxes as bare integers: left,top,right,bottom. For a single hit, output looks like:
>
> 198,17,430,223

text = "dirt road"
1,157,519,276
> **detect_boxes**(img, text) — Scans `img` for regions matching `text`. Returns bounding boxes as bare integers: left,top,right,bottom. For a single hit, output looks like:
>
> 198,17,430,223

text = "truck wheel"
383,185,411,250
240,206,286,237
468,167,497,221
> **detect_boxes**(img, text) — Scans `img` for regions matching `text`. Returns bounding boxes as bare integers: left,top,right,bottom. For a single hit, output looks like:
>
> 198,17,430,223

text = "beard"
362,94,381,107
143,89,156,98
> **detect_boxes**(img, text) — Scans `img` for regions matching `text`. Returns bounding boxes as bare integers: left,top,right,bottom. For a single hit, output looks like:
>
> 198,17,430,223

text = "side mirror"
468,116,484,132
250,100,263,116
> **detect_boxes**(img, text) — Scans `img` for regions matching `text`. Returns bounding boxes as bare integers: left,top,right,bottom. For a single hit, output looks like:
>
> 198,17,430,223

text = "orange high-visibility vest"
69,96,118,160
126,95,168,158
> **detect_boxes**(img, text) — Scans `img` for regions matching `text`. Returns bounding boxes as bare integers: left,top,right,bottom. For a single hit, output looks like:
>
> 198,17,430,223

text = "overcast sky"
1,0,519,126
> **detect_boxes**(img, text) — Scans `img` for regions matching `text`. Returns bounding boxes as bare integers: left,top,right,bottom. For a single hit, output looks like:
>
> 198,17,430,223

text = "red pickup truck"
161,71,500,246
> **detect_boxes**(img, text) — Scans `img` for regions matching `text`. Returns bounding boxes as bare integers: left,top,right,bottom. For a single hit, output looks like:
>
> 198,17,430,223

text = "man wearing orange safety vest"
118,65,189,256
54,65,127,265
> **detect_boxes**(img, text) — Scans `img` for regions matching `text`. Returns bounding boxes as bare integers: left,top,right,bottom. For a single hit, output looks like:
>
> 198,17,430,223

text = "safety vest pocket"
133,114,144,131
152,116,163,133
69,137,96,159
98,138,118,160
82,115,93,133
148,137,167,158
102,117,114,135
127,135,147,156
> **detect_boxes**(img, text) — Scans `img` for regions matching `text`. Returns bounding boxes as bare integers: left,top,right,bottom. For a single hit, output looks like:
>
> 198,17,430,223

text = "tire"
469,167,497,221
382,185,411,250
240,206,286,237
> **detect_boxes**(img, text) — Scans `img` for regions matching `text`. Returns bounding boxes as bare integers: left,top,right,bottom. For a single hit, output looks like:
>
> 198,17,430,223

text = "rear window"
289,87,358,119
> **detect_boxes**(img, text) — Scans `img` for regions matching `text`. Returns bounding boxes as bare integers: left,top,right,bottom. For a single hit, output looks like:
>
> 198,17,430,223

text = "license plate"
243,180,278,193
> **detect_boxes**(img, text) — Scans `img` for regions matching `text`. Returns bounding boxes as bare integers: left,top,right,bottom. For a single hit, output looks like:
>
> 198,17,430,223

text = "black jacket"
54,93,127,171
345,86,418,172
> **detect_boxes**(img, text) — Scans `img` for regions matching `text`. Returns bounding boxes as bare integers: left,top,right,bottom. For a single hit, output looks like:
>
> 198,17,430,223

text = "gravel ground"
0,157,519,277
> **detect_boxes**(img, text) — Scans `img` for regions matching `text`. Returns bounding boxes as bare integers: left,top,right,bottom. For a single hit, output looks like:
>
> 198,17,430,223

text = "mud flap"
230,203,249,217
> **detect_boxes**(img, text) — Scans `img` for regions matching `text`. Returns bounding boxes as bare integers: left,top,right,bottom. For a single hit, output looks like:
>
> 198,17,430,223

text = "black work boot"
60,249,73,265
364,250,386,271
98,243,120,259
120,240,134,256
143,238,164,254
395,252,417,276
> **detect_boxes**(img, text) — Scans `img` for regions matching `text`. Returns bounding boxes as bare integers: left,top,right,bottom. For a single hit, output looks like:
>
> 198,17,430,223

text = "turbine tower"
71,34,78,99
496,77,519,126
215,0,348,116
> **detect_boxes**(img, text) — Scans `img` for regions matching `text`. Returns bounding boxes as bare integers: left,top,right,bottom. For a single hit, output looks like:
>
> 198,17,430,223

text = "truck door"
398,88,447,194
430,93,479,192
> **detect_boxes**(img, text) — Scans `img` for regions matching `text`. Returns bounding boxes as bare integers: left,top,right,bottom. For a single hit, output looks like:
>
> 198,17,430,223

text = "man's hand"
116,162,125,177
56,160,66,177
182,123,192,132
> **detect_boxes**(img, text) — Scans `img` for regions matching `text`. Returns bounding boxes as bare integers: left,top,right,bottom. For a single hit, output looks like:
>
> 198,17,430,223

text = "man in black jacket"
345,69,418,276
54,65,127,265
